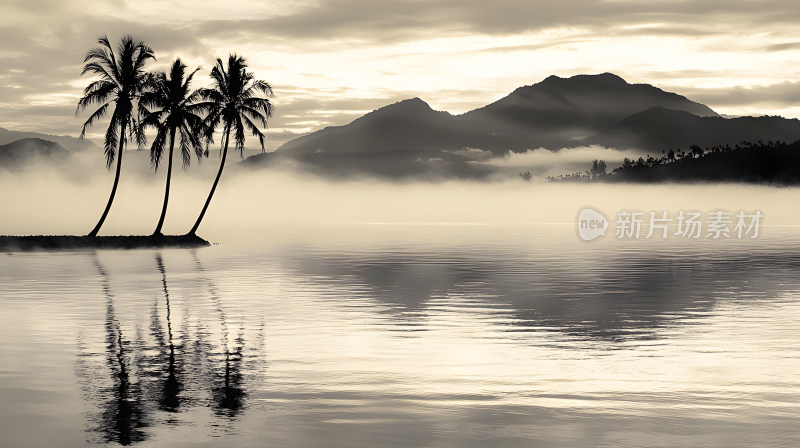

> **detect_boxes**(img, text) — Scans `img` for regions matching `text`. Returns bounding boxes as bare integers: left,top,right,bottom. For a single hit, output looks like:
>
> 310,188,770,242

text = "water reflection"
282,246,800,342
152,254,182,413
192,252,248,417
7,234,800,448
76,251,264,445
85,253,148,445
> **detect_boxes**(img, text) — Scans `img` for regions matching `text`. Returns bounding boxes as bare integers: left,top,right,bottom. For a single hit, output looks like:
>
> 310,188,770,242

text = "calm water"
1,225,800,447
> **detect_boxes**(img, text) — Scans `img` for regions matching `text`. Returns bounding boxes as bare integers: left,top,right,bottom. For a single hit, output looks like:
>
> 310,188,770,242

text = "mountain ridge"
272,72,726,158
593,106,800,150
0,127,97,152
250,72,800,180
0,137,72,170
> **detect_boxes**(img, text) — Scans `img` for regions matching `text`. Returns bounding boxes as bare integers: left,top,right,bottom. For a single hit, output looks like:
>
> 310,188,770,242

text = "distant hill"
275,98,469,156
592,107,800,151
459,73,719,151
0,138,72,170
0,127,97,152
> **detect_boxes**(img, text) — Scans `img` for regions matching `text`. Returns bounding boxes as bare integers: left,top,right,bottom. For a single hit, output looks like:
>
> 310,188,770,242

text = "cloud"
3,0,800,146
209,0,800,42
671,82,800,108
764,42,800,52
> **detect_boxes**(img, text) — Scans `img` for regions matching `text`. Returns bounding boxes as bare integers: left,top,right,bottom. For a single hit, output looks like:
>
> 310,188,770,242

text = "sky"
2,0,800,151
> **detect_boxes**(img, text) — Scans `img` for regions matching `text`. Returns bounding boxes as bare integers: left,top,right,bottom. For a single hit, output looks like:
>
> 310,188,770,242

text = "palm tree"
187,55,273,236
77,35,155,237
140,59,206,237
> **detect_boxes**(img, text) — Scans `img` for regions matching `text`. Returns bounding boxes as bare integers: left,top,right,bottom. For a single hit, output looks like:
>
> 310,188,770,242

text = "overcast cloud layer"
2,0,800,150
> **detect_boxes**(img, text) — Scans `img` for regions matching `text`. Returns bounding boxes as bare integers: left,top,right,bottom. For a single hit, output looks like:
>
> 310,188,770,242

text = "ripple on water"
1,226,799,447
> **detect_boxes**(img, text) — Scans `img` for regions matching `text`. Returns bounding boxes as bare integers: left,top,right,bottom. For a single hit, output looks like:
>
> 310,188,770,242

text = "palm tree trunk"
87,122,126,237
153,128,176,237
187,126,229,236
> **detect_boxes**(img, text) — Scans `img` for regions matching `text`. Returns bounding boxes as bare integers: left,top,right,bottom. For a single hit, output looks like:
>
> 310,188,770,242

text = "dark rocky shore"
0,234,210,251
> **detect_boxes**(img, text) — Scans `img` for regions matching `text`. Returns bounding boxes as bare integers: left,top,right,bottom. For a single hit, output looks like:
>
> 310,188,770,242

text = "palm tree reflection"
78,251,263,445
191,250,248,417
153,254,182,412
91,253,148,445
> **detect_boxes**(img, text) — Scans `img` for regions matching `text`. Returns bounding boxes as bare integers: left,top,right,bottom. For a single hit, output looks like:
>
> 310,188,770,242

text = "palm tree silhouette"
77,35,155,237
140,60,206,237
187,55,273,236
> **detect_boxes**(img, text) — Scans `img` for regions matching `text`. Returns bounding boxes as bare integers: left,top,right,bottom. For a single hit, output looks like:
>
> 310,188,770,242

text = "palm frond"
129,114,147,149
241,114,265,151
250,80,273,96
233,117,246,153
103,110,121,169
80,102,111,139
240,105,270,128
150,127,169,170
98,35,122,83
132,40,155,71
77,80,116,112
179,130,191,168
181,120,205,161
80,62,117,84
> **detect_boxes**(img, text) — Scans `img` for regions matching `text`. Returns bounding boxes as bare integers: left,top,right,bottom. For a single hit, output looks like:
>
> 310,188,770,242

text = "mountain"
0,138,72,170
271,73,721,158
0,127,97,152
592,107,800,151
275,98,469,155
466,73,717,126
459,73,719,151
264,97,498,179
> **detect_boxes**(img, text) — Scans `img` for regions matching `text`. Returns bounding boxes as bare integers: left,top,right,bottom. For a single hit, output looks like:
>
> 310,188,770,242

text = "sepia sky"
2,0,800,150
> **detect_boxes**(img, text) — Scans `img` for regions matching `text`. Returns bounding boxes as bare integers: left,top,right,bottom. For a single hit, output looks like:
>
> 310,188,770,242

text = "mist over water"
2,146,799,239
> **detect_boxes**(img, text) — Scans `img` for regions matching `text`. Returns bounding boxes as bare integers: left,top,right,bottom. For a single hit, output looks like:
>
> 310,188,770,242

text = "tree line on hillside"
547,140,800,184
77,35,273,237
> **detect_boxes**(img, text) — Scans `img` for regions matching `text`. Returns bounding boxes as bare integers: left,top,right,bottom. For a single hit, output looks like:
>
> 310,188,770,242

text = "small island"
0,234,210,251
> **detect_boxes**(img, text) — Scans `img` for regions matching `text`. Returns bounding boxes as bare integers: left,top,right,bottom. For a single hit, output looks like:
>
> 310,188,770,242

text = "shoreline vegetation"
0,234,210,251
547,140,800,184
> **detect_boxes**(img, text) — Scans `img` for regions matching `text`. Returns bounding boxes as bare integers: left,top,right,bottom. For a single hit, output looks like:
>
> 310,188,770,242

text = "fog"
474,145,647,179
2,146,798,244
